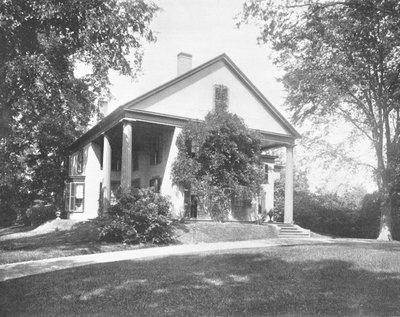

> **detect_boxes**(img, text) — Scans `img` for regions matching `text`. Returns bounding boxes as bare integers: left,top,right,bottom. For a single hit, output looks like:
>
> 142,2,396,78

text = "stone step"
279,232,310,236
274,223,295,227
279,228,306,230
268,223,311,238
280,231,309,235
279,231,309,235
279,227,300,231
279,235,309,239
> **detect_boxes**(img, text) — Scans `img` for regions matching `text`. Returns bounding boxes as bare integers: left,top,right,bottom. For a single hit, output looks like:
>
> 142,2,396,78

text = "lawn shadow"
0,221,102,255
334,239,400,252
1,248,399,316
170,222,190,244
0,225,40,237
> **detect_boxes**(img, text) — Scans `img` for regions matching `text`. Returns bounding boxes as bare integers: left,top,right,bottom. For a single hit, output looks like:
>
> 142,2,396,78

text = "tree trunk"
377,166,395,241
377,199,393,241
0,30,9,139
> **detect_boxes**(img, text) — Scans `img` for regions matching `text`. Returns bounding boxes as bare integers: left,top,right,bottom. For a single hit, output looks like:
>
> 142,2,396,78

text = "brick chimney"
177,52,192,76
99,99,108,116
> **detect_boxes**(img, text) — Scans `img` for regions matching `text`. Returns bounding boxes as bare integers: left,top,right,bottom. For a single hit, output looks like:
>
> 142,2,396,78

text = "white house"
66,53,300,222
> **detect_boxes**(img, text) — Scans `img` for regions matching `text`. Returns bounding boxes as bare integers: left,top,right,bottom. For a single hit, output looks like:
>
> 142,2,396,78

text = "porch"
67,110,295,223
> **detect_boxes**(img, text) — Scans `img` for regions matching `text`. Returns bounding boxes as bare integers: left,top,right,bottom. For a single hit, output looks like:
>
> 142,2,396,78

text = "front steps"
270,223,311,238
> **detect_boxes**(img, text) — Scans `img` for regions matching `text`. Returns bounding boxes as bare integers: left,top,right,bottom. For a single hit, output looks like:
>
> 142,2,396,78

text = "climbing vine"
172,107,264,220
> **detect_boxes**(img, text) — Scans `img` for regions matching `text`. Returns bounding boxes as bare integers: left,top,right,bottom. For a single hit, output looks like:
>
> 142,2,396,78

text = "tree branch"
336,106,374,142
345,87,379,131
286,1,349,9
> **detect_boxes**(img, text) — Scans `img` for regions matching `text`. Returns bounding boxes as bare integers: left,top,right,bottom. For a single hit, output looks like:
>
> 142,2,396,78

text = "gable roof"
68,53,300,153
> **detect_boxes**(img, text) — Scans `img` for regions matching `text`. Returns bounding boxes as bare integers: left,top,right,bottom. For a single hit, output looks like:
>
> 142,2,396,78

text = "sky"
107,0,286,113
103,0,377,195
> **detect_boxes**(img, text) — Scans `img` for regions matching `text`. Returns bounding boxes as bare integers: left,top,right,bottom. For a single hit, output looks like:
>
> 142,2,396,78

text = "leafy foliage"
239,0,400,240
0,0,158,224
275,181,360,238
22,200,57,226
274,171,383,238
172,108,264,220
99,187,174,244
0,179,33,226
358,192,382,239
293,191,360,238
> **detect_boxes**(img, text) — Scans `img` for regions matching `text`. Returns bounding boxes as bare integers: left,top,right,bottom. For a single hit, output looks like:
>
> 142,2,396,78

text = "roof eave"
67,53,301,153
221,55,301,139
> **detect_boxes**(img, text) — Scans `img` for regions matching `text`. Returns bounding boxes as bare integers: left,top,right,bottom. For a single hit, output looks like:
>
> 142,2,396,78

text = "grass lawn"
1,241,400,316
0,220,277,265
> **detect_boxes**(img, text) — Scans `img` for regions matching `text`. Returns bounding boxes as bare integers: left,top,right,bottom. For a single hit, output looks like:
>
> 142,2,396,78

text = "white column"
84,142,102,219
102,134,112,214
160,127,185,218
121,121,133,189
260,184,268,221
284,145,294,223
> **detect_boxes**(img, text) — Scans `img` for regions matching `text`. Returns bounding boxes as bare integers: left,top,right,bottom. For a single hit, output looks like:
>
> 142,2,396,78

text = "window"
132,150,139,171
185,139,192,155
150,135,162,165
65,182,85,212
264,164,269,184
232,196,245,207
70,150,84,175
232,193,252,208
214,84,229,111
132,178,141,188
110,181,121,205
149,177,162,193
192,139,200,154
112,159,121,171
77,150,84,174
186,139,199,157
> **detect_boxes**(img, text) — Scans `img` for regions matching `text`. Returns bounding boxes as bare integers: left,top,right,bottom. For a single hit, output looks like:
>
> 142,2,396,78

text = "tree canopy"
239,0,400,240
0,0,158,224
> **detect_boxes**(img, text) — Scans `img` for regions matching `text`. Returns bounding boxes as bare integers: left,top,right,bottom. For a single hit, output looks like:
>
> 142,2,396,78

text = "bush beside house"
99,188,174,244
293,192,360,238
274,177,386,239
20,200,57,226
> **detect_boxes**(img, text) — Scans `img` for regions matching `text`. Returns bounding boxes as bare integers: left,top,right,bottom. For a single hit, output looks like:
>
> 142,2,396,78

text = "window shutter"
77,150,84,174
214,84,229,111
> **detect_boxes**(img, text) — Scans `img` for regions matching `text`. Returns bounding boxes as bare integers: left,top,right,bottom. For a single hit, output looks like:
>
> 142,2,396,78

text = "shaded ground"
173,221,277,243
0,221,150,265
0,220,278,265
0,225,40,237
1,242,399,316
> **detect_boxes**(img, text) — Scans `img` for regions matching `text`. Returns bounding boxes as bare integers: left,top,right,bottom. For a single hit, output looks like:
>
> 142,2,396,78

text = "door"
184,189,198,218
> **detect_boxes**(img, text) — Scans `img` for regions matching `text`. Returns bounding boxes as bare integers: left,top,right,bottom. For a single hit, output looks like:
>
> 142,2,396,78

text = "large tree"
0,0,158,223
239,0,400,240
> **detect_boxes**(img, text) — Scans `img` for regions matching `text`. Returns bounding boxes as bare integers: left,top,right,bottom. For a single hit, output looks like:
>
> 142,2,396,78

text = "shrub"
274,176,395,239
98,216,138,243
0,204,18,227
99,187,174,244
0,183,32,227
16,208,29,226
24,200,57,226
292,191,360,237
274,179,362,237
358,192,381,239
